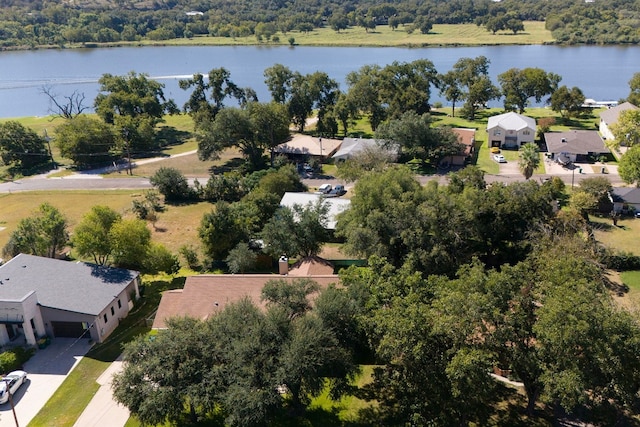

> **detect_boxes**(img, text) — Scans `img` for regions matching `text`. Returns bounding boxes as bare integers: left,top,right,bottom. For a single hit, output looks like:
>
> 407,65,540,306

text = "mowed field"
138,21,554,47
0,190,212,256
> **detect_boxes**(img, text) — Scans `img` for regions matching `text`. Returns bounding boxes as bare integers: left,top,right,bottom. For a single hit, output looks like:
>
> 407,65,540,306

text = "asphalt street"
0,169,625,194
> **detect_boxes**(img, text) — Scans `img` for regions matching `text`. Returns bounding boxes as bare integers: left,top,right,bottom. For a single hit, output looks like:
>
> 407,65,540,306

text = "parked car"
317,183,332,194
493,154,506,163
0,370,27,404
323,184,346,198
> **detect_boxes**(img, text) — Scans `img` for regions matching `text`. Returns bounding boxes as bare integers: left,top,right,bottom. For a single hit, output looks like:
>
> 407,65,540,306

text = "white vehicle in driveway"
493,154,506,163
0,370,28,404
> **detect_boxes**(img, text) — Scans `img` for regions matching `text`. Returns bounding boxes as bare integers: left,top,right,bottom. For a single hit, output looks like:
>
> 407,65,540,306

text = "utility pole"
8,390,19,427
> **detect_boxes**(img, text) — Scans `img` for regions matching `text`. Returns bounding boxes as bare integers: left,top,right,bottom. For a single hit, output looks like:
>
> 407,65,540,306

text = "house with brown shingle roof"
442,128,475,166
151,258,338,329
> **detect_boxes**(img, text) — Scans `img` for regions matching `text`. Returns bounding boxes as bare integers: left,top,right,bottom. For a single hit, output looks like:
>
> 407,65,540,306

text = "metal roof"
487,112,536,131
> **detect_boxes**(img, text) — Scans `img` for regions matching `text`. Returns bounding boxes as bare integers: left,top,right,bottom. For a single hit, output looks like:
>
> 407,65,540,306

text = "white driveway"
0,338,92,427
73,356,129,427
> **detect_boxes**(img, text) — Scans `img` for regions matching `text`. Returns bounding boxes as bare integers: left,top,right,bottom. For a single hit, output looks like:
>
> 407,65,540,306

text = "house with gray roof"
610,187,640,213
487,112,536,149
599,102,638,141
332,138,398,161
544,130,610,164
0,254,140,347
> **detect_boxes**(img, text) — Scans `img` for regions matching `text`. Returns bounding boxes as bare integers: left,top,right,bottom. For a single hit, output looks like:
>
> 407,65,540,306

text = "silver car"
0,370,28,404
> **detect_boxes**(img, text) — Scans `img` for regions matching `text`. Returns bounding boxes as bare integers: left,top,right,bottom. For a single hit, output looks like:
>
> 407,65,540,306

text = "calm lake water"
0,44,639,118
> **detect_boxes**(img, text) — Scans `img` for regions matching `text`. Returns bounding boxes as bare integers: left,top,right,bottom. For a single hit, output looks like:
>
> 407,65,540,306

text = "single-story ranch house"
332,138,399,161
544,130,610,164
486,112,536,149
274,134,342,160
0,254,140,346
152,258,338,329
599,102,638,141
610,187,640,213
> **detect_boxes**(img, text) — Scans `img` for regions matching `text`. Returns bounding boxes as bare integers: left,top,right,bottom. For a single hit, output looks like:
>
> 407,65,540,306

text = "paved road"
0,169,624,194
0,338,92,427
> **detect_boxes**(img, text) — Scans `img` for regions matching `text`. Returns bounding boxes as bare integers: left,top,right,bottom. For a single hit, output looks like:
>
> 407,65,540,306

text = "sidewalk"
73,355,130,427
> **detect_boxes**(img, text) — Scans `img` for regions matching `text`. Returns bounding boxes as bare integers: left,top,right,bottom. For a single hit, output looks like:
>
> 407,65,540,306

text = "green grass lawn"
0,190,213,256
591,215,640,256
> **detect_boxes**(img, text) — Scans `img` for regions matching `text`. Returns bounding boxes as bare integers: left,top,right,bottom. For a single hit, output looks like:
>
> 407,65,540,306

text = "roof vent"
561,138,567,143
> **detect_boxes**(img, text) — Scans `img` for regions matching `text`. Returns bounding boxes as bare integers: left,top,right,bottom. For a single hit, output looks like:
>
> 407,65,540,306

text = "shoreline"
0,22,561,52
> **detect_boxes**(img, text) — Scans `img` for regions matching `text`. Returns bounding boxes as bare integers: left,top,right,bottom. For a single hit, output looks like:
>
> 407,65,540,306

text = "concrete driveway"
0,338,92,427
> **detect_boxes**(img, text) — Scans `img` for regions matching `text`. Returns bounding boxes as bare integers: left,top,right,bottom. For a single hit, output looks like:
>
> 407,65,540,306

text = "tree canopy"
0,121,49,171
3,202,68,259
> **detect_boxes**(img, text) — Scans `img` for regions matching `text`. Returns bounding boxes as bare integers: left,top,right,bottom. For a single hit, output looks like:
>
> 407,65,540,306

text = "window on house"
30,318,36,330
118,299,122,309
494,130,501,136
111,306,115,316
523,130,530,135
104,314,108,323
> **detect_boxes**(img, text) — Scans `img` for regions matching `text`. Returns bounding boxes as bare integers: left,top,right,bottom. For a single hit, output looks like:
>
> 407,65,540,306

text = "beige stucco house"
0,254,140,346
487,112,536,149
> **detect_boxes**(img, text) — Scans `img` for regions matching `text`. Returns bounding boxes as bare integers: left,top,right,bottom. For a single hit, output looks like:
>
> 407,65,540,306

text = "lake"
0,44,639,118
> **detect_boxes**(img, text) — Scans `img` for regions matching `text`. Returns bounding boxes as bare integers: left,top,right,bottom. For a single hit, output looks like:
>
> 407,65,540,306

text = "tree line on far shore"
0,0,639,48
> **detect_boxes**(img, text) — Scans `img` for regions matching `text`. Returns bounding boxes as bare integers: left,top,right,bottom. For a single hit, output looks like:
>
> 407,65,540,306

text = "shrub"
0,347,34,373
150,167,194,203
600,249,640,271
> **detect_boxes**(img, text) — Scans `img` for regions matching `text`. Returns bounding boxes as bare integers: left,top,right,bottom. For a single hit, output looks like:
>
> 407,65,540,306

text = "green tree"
335,144,397,183
150,167,193,203
447,56,500,120
260,201,329,259
261,278,320,319
264,63,295,105
518,142,540,179
550,85,586,118
377,60,438,119
505,16,525,34
346,64,386,130
144,243,180,274
109,218,151,270
94,71,176,127
335,166,423,268
619,145,640,186
179,68,246,126
72,205,121,265
0,121,49,170
438,70,464,117
610,109,640,148
225,242,257,273
247,102,291,165
627,72,640,106
112,317,213,425
54,115,117,168
498,67,561,113
329,14,349,32
196,107,265,170
375,111,463,167
577,176,613,212
199,201,249,262
3,202,68,259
